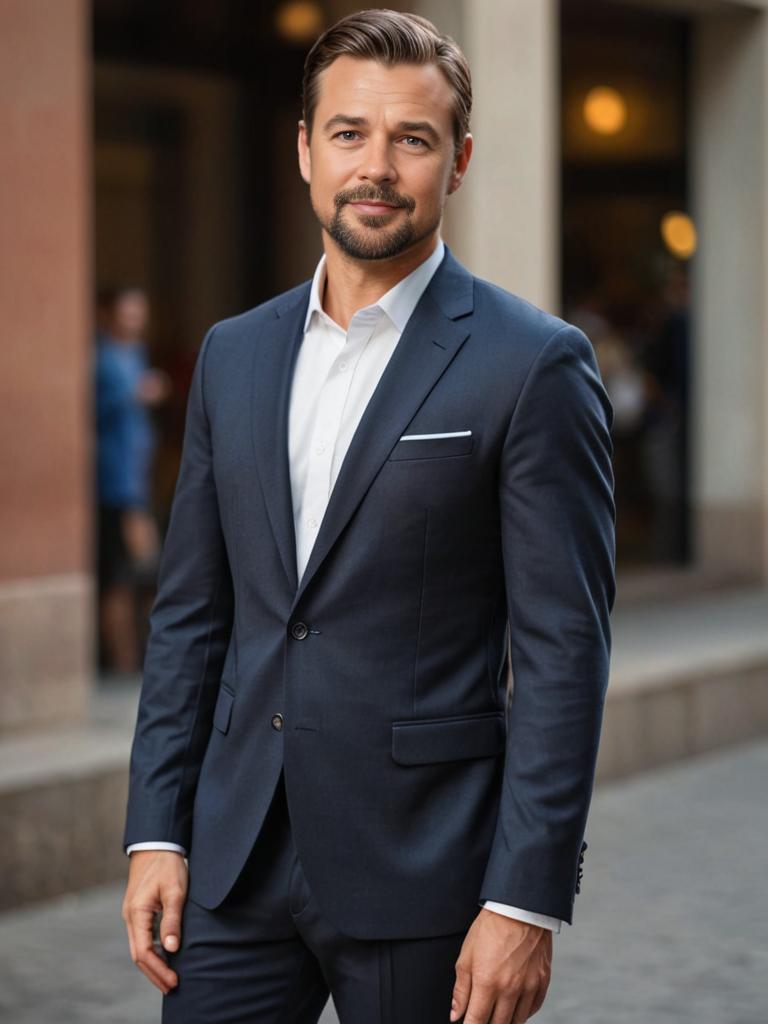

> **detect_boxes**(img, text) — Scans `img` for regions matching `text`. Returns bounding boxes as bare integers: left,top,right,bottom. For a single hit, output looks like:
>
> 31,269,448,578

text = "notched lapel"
249,285,310,594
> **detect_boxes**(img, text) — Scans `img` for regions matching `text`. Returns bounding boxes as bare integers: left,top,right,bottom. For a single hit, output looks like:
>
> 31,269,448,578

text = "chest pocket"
387,431,474,461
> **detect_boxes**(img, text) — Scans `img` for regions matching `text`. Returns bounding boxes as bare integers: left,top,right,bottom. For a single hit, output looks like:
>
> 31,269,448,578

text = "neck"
320,230,441,331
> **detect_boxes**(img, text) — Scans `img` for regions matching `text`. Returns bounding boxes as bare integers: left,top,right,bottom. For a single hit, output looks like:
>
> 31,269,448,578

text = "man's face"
111,290,149,340
298,56,471,262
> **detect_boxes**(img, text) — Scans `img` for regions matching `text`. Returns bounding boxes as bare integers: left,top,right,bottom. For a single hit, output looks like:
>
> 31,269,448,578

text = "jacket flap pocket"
391,711,505,765
212,684,235,734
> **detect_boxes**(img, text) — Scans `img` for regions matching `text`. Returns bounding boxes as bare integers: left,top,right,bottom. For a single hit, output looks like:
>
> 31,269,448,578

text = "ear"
298,119,311,185
446,133,473,196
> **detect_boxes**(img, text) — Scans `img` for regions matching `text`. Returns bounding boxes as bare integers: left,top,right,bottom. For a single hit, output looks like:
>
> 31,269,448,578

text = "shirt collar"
303,238,445,335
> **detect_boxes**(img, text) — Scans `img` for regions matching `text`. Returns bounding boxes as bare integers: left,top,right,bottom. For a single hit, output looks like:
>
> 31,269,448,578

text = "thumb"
159,885,185,953
451,963,471,1022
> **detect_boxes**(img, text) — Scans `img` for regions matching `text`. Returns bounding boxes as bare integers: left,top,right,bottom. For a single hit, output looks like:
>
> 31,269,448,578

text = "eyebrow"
322,114,441,143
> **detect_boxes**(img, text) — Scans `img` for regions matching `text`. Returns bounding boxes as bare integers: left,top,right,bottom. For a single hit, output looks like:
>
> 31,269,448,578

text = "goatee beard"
327,212,416,260
313,186,437,261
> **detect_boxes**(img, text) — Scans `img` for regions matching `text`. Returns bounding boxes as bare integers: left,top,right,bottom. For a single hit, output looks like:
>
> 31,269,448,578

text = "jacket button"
271,713,284,731
290,621,309,640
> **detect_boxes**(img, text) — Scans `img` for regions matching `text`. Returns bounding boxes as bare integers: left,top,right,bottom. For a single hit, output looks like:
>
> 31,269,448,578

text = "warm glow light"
583,86,628,135
275,1,324,44
661,211,698,260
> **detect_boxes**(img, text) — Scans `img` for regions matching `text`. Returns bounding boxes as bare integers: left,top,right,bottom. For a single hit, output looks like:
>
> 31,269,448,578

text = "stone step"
598,585,768,780
0,685,135,912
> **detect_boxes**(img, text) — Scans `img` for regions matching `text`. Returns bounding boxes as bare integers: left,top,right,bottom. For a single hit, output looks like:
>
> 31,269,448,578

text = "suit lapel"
290,247,474,610
249,283,310,594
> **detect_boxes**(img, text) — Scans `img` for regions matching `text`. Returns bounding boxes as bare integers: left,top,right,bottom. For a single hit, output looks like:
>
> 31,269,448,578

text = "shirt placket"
301,308,381,549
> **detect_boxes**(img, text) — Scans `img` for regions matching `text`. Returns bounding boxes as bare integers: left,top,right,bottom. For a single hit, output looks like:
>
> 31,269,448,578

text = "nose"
357,134,397,186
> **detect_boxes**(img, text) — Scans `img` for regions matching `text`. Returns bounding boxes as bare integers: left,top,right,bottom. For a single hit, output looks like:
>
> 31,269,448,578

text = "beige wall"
690,5,768,579
446,0,559,312
411,0,559,312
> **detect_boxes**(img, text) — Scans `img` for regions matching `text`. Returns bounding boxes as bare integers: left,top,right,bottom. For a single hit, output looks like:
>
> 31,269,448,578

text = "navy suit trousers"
161,769,469,1024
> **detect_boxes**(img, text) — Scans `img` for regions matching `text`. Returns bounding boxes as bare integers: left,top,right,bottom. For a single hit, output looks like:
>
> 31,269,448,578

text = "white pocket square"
398,430,472,441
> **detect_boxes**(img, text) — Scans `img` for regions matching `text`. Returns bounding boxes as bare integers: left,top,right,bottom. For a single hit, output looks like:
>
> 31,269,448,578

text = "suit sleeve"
122,323,235,853
479,323,616,924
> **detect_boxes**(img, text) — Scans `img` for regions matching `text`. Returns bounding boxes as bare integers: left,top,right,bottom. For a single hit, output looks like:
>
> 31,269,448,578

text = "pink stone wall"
0,0,91,582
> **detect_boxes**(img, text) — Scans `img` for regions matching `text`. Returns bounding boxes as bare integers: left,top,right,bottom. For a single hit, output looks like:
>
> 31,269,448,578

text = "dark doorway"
560,0,693,569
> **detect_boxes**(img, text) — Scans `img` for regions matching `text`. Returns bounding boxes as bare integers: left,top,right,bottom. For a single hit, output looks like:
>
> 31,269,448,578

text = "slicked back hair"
302,8,472,157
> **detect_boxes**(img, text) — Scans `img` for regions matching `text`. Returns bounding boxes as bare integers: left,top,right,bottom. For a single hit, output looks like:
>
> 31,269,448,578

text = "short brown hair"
302,9,472,157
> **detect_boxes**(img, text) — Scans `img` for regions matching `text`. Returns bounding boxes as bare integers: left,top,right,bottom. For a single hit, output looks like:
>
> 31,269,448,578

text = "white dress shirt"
127,237,563,934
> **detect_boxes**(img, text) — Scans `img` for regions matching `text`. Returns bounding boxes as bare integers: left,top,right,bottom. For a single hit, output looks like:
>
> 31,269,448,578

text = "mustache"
335,186,416,213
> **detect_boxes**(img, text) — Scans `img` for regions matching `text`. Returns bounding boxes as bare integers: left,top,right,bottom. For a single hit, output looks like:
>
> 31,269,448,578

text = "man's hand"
121,850,188,995
136,368,172,407
450,909,552,1023
121,508,160,566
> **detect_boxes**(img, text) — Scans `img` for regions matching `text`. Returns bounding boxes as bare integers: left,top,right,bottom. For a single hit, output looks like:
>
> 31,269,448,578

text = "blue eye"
336,130,359,141
402,136,426,148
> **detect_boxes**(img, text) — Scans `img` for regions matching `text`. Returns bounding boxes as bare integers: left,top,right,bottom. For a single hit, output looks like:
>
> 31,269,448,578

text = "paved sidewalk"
0,739,765,1024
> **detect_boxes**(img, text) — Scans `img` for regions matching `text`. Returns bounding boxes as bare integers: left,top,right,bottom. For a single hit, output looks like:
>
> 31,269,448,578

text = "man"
122,10,615,1024
94,286,170,673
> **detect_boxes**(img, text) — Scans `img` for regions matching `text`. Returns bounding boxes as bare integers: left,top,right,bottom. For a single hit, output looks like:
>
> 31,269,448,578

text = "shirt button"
290,621,309,640
271,713,284,731
307,517,318,529
338,361,348,371
315,441,326,454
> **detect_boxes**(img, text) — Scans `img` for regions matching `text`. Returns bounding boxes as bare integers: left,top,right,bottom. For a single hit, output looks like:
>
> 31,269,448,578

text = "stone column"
428,0,560,312
690,3,768,580
0,0,92,734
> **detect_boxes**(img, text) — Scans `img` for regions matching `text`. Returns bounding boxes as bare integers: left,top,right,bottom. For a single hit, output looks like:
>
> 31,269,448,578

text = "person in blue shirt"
94,286,170,673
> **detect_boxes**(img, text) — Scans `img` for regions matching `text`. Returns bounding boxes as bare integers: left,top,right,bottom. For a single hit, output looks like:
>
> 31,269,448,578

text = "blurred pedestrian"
94,286,171,674
641,265,690,562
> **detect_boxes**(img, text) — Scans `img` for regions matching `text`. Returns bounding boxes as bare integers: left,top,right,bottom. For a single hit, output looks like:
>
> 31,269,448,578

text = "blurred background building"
1,0,767,908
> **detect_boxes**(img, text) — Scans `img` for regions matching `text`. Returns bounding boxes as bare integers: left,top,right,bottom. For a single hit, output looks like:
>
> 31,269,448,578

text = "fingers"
451,959,549,1024
159,881,186,954
461,982,543,1024
450,959,471,1021
461,977,495,1024
490,996,518,1024
126,905,179,995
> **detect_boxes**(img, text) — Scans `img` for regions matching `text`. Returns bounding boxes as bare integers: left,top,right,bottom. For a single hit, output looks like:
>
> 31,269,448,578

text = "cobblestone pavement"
1,739,766,1024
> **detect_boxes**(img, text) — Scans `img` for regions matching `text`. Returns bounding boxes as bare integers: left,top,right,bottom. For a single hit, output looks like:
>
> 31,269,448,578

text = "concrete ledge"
598,658,768,781
0,687,135,912
0,759,129,912
598,585,768,779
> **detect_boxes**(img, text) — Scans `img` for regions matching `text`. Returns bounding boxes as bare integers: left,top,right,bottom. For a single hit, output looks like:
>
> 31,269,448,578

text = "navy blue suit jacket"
123,245,616,940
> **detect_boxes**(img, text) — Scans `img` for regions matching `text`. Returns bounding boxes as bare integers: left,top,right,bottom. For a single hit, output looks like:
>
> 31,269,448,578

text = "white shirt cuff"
481,900,563,933
125,841,188,857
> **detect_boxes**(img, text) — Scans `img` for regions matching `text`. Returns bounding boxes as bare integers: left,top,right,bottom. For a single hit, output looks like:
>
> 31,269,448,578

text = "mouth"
348,201,401,215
